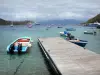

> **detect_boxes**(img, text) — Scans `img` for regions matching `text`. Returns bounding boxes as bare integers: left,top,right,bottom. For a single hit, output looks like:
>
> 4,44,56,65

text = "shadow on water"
38,45,53,75
7,52,29,75
38,42,61,75
7,47,32,60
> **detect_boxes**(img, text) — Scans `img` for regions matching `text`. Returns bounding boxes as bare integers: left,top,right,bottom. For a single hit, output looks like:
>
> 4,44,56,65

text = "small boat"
66,33,88,47
10,25,13,27
47,26,51,28
65,28,76,31
97,25,100,29
7,37,33,54
46,26,51,30
69,39,88,47
10,22,14,27
28,24,33,28
60,32,67,36
46,28,48,30
60,31,68,37
27,22,33,28
84,31,96,34
57,26,63,28
35,23,40,25
93,22,100,29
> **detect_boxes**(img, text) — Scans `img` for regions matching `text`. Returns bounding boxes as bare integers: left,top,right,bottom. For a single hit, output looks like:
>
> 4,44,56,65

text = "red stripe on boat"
17,39,30,42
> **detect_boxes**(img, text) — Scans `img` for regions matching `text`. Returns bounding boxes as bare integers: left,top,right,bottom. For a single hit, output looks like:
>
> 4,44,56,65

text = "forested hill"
86,14,100,23
0,18,32,25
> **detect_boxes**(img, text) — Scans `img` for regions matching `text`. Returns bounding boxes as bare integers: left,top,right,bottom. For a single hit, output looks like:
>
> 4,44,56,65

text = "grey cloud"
0,0,100,21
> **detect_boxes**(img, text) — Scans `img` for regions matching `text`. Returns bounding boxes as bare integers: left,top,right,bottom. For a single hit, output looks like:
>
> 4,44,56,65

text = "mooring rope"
13,58,25,75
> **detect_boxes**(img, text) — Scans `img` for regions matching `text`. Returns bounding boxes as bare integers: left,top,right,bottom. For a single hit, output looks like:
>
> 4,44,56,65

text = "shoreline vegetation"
0,18,33,25
0,18,84,26
81,14,100,26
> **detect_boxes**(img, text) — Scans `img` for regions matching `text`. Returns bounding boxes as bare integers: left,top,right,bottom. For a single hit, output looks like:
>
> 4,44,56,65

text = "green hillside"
0,18,10,25
0,18,33,25
86,14,100,23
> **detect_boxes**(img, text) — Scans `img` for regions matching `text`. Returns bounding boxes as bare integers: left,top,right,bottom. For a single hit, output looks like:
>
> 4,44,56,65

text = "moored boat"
66,33,88,47
57,26,63,28
35,23,40,25
69,39,88,47
7,37,33,54
60,31,68,37
27,22,33,28
65,28,76,31
97,25,100,29
10,21,14,27
93,22,100,29
47,26,51,28
84,31,96,35
10,25,13,27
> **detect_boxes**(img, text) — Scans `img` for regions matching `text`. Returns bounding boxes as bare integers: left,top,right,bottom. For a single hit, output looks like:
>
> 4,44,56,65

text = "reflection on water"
0,25,100,75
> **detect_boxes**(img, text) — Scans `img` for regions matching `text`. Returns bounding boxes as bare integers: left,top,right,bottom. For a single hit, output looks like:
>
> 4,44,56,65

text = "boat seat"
18,43,22,54
14,42,29,46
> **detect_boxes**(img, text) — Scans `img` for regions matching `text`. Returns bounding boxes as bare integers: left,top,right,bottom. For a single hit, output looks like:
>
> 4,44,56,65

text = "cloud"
0,0,100,21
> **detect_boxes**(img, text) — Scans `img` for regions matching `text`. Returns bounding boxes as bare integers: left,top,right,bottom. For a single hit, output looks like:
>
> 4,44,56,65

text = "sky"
0,0,100,21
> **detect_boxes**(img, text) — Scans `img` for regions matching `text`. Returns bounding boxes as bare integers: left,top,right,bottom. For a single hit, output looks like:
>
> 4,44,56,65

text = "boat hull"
97,25,100,29
69,40,88,47
65,28,76,31
84,31,96,35
84,32,93,34
57,26,63,28
60,32,67,37
7,37,32,53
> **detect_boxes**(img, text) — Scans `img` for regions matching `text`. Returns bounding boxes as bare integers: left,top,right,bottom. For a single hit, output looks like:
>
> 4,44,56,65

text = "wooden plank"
38,37,100,75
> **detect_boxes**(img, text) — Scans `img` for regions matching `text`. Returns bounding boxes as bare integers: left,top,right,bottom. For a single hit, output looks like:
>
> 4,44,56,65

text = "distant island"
82,14,100,25
0,18,33,25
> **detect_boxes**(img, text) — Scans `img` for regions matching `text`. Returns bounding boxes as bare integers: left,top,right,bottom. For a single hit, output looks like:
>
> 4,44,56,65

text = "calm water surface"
0,25,100,75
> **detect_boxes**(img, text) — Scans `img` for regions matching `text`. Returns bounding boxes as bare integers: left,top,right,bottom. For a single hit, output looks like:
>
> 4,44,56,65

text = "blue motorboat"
69,39,88,47
65,28,76,31
7,37,33,54
60,31,68,37
66,33,88,47
60,31,88,47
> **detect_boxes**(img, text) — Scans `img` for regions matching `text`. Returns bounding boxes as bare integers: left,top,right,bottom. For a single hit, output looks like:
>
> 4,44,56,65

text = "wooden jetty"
38,37,100,75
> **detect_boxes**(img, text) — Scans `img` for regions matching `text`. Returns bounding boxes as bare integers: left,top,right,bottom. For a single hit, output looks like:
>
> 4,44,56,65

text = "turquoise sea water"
0,25,100,75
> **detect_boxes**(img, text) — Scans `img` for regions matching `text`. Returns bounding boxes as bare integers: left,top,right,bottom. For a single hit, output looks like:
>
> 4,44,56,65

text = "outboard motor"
18,43,22,54
71,35,75,40
9,44,15,54
67,33,72,40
